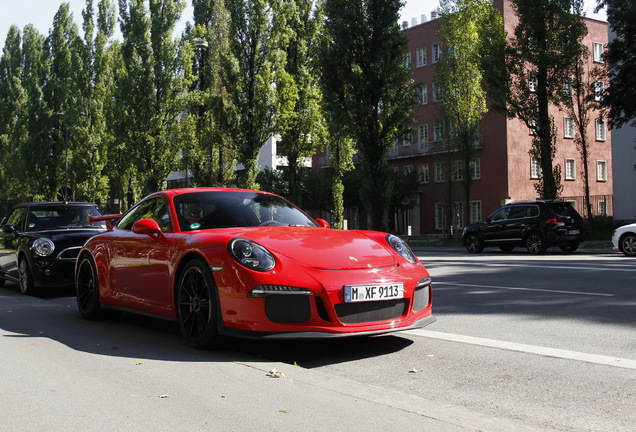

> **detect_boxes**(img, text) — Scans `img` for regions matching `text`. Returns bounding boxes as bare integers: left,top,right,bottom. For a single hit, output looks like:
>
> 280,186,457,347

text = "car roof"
12,201,99,209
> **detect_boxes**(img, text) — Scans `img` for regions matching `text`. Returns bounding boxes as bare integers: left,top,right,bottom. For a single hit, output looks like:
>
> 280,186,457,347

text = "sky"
0,0,607,49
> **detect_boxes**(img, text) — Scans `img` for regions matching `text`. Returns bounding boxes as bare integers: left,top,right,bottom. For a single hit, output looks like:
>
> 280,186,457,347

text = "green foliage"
321,0,414,231
595,0,636,127
437,0,503,222
223,0,280,190
274,0,327,204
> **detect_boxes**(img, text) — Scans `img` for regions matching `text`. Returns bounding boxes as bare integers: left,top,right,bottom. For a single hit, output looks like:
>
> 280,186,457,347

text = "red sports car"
75,188,435,348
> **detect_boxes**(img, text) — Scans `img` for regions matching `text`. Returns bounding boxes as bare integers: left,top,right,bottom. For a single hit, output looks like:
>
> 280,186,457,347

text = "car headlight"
32,238,55,257
228,238,275,271
386,234,417,264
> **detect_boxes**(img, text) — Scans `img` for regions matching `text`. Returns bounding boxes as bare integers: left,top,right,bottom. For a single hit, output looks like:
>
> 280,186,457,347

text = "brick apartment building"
317,0,613,235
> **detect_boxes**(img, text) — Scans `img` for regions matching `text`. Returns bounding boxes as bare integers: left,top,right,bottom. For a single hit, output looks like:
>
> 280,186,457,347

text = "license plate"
568,230,580,235
343,283,404,303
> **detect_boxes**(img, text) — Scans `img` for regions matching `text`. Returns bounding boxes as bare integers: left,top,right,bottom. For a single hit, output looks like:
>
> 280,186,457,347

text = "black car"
461,200,585,254
0,202,106,295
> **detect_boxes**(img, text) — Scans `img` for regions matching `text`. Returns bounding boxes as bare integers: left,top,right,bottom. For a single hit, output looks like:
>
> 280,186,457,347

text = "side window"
489,207,510,221
117,197,172,232
508,206,529,219
6,208,26,230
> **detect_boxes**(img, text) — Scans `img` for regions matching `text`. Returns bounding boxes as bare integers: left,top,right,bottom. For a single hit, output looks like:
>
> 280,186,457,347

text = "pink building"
314,0,612,235
396,0,612,235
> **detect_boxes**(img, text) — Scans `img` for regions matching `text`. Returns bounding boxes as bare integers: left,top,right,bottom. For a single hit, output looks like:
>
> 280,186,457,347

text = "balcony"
388,136,484,160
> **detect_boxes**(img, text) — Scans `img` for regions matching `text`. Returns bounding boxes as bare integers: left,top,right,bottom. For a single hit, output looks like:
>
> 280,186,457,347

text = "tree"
595,0,636,127
70,0,116,204
223,0,281,190
486,0,587,199
29,3,79,200
0,26,29,205
321,0,415,231
274,0,327,205
561,2,606,219
189,0,237,187
436,0,504,225
112,0,187,207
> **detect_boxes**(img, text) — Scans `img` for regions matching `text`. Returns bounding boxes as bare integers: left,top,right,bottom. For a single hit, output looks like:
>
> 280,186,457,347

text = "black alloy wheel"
176,259,219,349
526,233,547,254
619,233,636,257
76,255,107,320
464,233,484,254
18,258,37,296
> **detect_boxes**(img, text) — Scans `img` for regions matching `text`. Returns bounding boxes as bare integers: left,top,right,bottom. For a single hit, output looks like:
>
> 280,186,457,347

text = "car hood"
223,227,398,270
28,228,105,243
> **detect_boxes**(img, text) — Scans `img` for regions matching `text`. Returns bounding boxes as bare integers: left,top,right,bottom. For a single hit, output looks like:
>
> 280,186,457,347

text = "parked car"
611,222,636,257
461,200,585,254
0,202,106,295
74,187,435,348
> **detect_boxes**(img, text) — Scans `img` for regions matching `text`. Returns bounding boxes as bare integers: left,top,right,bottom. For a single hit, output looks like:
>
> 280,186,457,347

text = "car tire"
499,245,515,252
559,242,579,253
619,233,636,257
18,258,38,296
75,254,109,320
464,233,484,254
526,233,547,254
176,258,219,349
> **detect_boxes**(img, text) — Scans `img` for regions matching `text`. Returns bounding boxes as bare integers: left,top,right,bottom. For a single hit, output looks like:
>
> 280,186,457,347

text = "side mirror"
132,218,163,238
2,224,15,234
315,218,330,229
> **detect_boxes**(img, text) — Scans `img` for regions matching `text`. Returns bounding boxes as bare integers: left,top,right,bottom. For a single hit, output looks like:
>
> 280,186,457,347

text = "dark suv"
461,200,585,254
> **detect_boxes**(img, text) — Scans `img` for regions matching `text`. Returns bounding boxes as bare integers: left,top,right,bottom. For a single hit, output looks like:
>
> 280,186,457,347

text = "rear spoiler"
89,214,123,230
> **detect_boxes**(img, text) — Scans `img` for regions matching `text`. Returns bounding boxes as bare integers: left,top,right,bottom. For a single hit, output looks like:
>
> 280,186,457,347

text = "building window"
419,163,429,183
435,162,445,182
594,81,604,101
417,124,428,148
529,118,537,136
418,84,428,105
432,43,441,63
596,118,606,141
531,157,541,179
563,76,573,98
453,202,464,230
402,52,411,69
598,200,607,216
402,131,412,146
451,160,463,181
470,158,481,180
565,158,575,180
434,203,444,230
597,160,607,181
403,165,413,174
564,117,575,138
593,42,604,63
416,47,427,67
469,201,482,225
528,70,538,92
433,120,444,141
433,82,443,102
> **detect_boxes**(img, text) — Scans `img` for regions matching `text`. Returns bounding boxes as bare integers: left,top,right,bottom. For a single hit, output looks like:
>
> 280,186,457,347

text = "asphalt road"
1,248,634,431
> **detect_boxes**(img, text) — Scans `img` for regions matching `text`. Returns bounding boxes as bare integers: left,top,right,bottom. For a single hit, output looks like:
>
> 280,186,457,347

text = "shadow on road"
0,282,413,367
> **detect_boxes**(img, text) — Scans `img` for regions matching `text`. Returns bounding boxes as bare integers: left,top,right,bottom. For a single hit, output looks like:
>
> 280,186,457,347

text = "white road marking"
406,329,636,370
435,281,615,297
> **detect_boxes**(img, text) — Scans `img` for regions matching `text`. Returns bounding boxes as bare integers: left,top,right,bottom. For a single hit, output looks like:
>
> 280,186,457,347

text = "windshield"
26,205,106,231
173,191,318,231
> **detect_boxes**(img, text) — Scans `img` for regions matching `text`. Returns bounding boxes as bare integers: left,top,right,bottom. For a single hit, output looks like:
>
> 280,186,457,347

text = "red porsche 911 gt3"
75,188,435,348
